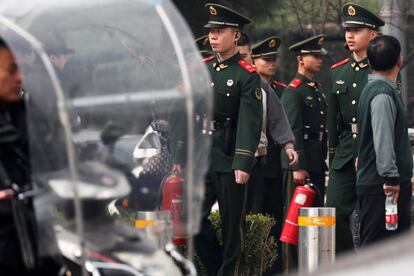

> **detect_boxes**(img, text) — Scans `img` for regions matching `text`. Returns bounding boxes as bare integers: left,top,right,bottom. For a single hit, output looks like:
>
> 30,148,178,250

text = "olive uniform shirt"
205,52,263,173
328,56,370,169
281,73,327,173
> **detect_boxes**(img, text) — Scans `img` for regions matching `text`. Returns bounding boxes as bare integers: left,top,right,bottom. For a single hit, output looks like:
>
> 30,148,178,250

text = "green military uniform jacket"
327,56,370,169
205,52,263,173
281,73,327,173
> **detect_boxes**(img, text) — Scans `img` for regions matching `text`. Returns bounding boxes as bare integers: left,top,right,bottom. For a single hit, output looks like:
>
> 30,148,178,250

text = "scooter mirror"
100,122,126,146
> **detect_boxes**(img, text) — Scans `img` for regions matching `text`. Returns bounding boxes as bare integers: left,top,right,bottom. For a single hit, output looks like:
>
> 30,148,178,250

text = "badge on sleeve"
255,88,262,100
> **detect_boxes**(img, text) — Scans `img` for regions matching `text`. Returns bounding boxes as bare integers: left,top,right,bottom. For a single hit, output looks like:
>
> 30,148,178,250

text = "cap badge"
227,79,234,87
269,39,277,48
209,6,217,16
318,36,324,45
348,5,356,16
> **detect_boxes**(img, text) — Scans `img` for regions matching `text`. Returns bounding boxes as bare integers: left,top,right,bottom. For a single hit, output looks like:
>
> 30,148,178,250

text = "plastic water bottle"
385,195,398,231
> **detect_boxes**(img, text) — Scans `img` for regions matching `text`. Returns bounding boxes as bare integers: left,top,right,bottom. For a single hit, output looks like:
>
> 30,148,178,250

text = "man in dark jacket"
0,36,34,274
0,36,61,276
357,35,412,246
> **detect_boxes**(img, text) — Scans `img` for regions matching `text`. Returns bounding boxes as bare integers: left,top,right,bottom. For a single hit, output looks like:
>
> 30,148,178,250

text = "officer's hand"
286,148,299,166
383,184,400,204
234,170,250,184
293,169,309,184
172,164,182,174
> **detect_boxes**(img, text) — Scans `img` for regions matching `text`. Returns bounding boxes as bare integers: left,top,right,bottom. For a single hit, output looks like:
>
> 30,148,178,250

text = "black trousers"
358,183,412,248
195,170,248,276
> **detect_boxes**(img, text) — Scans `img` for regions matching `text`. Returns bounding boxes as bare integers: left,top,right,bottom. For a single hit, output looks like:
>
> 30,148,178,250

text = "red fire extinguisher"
280,183,316,245
161,171,187,245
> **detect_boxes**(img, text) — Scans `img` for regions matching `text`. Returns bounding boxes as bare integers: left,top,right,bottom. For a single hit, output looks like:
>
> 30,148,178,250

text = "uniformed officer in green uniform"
326,3,384,254
195,35,214,58
250,36,298,274
252,36,287,98
194,4,263,276
280,35,328,272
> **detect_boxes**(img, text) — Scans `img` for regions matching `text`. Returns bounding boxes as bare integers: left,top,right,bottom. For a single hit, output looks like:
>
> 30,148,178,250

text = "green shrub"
118,208,278,275
194,211,277,276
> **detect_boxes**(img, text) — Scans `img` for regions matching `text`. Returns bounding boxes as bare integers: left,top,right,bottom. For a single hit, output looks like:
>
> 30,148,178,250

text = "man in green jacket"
194,4,263,276
357,35,412,246
326,3,384,254
281,34,328,272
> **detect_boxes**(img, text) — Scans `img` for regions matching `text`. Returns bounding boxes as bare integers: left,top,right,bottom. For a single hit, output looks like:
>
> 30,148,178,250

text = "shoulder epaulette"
202,56,215,62
238,60,256,73
289,78,302,89
273,81,287,88
331,58,350,70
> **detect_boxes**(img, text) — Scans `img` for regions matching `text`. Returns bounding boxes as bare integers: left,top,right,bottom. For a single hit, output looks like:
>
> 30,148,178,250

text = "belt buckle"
351,123,358,134
319,131,324,141
210,121,216,131
257,147,267,156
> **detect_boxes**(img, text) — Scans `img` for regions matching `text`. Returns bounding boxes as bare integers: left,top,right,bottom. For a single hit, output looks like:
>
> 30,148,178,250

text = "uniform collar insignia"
213,62,228,70
307,81,316,87
336,80,345,84
219,63,228,69
359,62,368,68
351,62,356,68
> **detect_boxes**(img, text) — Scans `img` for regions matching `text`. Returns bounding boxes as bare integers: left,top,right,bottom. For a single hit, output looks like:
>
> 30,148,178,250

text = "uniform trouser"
282,170,325,274
195,170,248,276
246,161,263,214
326,161,356,254
246,160,284,275
358,183,411,247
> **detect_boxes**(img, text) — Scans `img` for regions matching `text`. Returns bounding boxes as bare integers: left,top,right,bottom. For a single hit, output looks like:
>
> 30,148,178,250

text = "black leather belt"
342,123,358,134
304,131,324,141
210,118,235,131
210,120,224,131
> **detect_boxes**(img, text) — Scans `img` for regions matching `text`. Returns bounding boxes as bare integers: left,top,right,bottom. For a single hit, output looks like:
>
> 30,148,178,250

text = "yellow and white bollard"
298,207,336,273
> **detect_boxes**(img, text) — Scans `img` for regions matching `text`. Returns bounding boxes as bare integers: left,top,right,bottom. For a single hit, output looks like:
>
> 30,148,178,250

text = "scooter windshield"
0,0,212,263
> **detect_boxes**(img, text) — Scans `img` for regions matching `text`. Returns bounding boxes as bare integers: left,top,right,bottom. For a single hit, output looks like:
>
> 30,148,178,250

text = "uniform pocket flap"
331,83,347,94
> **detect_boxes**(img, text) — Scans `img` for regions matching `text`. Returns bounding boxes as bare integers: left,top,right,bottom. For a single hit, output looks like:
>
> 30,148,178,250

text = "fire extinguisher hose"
306,181,323,206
